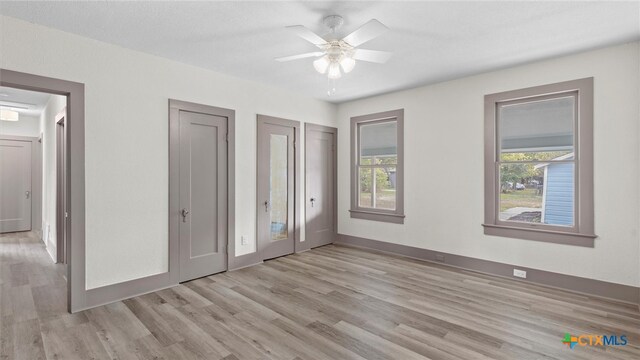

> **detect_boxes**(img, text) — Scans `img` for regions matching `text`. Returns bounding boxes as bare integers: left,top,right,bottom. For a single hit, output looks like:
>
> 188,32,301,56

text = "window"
350,109,404,223
484,78,596,246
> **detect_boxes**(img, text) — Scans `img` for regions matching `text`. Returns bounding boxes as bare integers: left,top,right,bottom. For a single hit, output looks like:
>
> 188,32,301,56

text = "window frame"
483,78,596,247
350,109,405,224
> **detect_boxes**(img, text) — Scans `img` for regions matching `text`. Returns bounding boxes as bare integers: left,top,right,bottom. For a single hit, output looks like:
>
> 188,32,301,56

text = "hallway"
0,231,67,358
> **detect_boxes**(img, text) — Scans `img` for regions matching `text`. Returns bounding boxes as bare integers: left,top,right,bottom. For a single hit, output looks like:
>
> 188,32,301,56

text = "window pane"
375,155,397,165
360,121,397,163
270,134,288,240
374,167,396,210
499,96,574,158
499,163,574,227
359,155,397,165
358,167,372,208
500,151,573,162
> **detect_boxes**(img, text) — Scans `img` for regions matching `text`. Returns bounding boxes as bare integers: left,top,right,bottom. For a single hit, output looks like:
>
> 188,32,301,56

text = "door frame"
304,123,338,249
256,114,302,257
169,99,235,282
1,69,84,313
55,109,67,264
0,135,41,235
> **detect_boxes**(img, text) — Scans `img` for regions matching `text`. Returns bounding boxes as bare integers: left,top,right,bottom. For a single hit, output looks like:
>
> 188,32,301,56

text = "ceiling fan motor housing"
323,15,344,33
325,40,352,62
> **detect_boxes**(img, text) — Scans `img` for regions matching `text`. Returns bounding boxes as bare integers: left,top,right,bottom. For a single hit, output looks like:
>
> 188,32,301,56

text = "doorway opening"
0,85,69,302
1,69,85,313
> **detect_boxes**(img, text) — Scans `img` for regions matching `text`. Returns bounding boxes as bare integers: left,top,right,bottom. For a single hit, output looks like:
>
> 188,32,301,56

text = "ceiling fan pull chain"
327,78,337,96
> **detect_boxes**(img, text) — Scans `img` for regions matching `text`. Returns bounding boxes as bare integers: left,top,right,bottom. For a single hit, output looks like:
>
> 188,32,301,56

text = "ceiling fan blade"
342,19,389,47
286,25,328,47
353,49,393,63
275,52,325,62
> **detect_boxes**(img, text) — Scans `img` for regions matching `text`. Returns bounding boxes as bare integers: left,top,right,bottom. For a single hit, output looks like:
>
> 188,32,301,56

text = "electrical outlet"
513,269,527,278
241,236,248,246
435,254,445,262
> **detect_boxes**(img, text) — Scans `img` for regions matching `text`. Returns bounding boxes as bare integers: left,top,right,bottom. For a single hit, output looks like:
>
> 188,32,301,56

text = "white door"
0,139,32,233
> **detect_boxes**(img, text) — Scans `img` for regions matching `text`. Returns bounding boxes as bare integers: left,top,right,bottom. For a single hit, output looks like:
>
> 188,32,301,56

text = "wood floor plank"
122,297,185,347
152,302,231,358
0,315,15,360
270,316,369,360
175,304,270,360
13,318,46,360
9,285,38,323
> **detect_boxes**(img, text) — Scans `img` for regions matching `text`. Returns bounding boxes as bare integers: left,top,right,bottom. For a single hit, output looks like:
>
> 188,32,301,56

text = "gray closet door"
0,139,32,233
257,122,295,260
179,111,227,282
306,126,336,248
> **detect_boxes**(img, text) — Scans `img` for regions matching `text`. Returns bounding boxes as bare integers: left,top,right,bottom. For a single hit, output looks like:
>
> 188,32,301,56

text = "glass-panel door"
270,134,289,240
257,116,297,260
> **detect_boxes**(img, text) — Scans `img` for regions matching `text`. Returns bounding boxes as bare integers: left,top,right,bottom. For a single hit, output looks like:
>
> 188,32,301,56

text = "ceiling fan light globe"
340,57,356,73
313,56,330,74
328,62,342,79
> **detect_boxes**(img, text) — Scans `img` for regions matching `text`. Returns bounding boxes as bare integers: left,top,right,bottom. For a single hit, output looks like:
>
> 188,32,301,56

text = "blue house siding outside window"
542,162,574,226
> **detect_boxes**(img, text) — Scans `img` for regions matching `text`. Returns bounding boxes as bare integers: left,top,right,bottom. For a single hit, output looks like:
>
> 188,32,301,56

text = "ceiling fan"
276,15,392,80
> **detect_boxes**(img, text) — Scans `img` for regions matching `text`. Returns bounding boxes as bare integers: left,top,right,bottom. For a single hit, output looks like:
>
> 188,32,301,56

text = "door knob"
181,208,190,222
264,201,269,212
310,197,316,207
25,191,30,199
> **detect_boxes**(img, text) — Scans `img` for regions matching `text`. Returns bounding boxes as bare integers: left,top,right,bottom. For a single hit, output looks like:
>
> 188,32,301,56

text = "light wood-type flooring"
1,231,639,359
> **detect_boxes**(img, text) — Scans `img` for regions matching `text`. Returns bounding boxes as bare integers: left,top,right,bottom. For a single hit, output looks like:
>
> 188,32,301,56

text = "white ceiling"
0,86,51,117
1,1,638,103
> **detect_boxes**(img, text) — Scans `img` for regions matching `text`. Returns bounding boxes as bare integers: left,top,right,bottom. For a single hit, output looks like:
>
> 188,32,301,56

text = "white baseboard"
42,223,57,263
46,242,56,262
